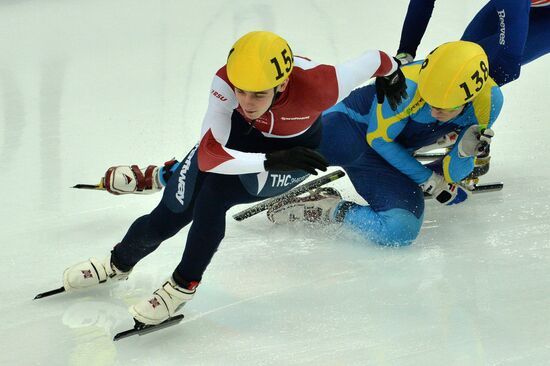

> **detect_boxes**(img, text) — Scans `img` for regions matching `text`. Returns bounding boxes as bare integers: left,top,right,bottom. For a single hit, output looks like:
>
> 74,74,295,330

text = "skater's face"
235,79,289,120
430,104,465,122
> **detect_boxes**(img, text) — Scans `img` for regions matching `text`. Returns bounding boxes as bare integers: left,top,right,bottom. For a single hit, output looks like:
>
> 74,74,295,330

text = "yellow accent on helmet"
418,41,489,109
227,31,293,92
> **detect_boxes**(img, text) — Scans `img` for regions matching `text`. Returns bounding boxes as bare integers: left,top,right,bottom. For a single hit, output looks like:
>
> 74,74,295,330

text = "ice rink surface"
1,0,549,365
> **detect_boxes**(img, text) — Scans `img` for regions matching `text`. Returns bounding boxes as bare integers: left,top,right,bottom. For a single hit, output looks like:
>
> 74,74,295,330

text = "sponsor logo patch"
498,10,506,45
211,89,227,101
175,145,198,206
269,174,308,187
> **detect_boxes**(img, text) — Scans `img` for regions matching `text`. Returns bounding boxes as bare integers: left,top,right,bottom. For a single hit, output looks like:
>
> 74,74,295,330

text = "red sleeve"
215,66,233,88
374,51,395,76
290,61,339,113
309,64,339,111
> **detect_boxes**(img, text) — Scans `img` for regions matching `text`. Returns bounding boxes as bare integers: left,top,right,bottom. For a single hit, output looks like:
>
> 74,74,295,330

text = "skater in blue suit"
268,41,504,246
396,0,550,86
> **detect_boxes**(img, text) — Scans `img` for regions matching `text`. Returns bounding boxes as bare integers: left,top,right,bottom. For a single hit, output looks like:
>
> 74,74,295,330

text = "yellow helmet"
418,41,489,109
227,31,293,92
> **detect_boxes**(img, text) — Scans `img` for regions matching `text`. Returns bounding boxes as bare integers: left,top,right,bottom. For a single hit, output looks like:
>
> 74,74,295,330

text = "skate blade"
113,314,184,341
34,286,65,300
72,178,105,190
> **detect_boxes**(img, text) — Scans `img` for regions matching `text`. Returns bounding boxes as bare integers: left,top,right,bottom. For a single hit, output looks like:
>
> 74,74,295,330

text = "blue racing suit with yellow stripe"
319,62,504,245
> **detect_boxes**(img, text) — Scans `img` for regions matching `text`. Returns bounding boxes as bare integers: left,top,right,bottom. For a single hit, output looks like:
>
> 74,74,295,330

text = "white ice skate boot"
104,165,162,195
63,256,131,291
103,159,179,195
129,278,198,325
267,187,343,224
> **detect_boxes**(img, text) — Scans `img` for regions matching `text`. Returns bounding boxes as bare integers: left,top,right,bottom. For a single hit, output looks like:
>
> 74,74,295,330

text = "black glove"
375,58,408,111
264,147,329,175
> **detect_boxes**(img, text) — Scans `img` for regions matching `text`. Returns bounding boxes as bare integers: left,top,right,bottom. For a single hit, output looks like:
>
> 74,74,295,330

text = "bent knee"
370,208,422,247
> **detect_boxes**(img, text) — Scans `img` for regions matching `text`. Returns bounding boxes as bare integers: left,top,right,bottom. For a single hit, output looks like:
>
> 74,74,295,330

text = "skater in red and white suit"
58,31,407,327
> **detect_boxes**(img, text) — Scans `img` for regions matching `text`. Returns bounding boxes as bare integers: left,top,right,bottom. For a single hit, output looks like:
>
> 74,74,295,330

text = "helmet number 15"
459,60,489,101
270,48,293,81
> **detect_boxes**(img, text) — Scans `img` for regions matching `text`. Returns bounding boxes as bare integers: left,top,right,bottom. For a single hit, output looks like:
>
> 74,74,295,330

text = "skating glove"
421,172,469,205
264,147,329,175
375,57,408,111
457,125,494,157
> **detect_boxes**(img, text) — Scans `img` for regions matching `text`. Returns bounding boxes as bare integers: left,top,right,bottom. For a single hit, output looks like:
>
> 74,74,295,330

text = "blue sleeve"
442,85,504,182
366,86,434,185
397,0,436,58
442,131,476,183
485,85,504,130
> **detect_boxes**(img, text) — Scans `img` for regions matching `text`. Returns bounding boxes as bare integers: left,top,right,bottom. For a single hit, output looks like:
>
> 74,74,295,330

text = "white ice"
1,0,549,365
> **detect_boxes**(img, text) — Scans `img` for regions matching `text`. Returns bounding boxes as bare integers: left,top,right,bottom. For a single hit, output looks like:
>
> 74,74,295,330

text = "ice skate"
267,187,343,224
129,278,198,326
63,256,131,292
